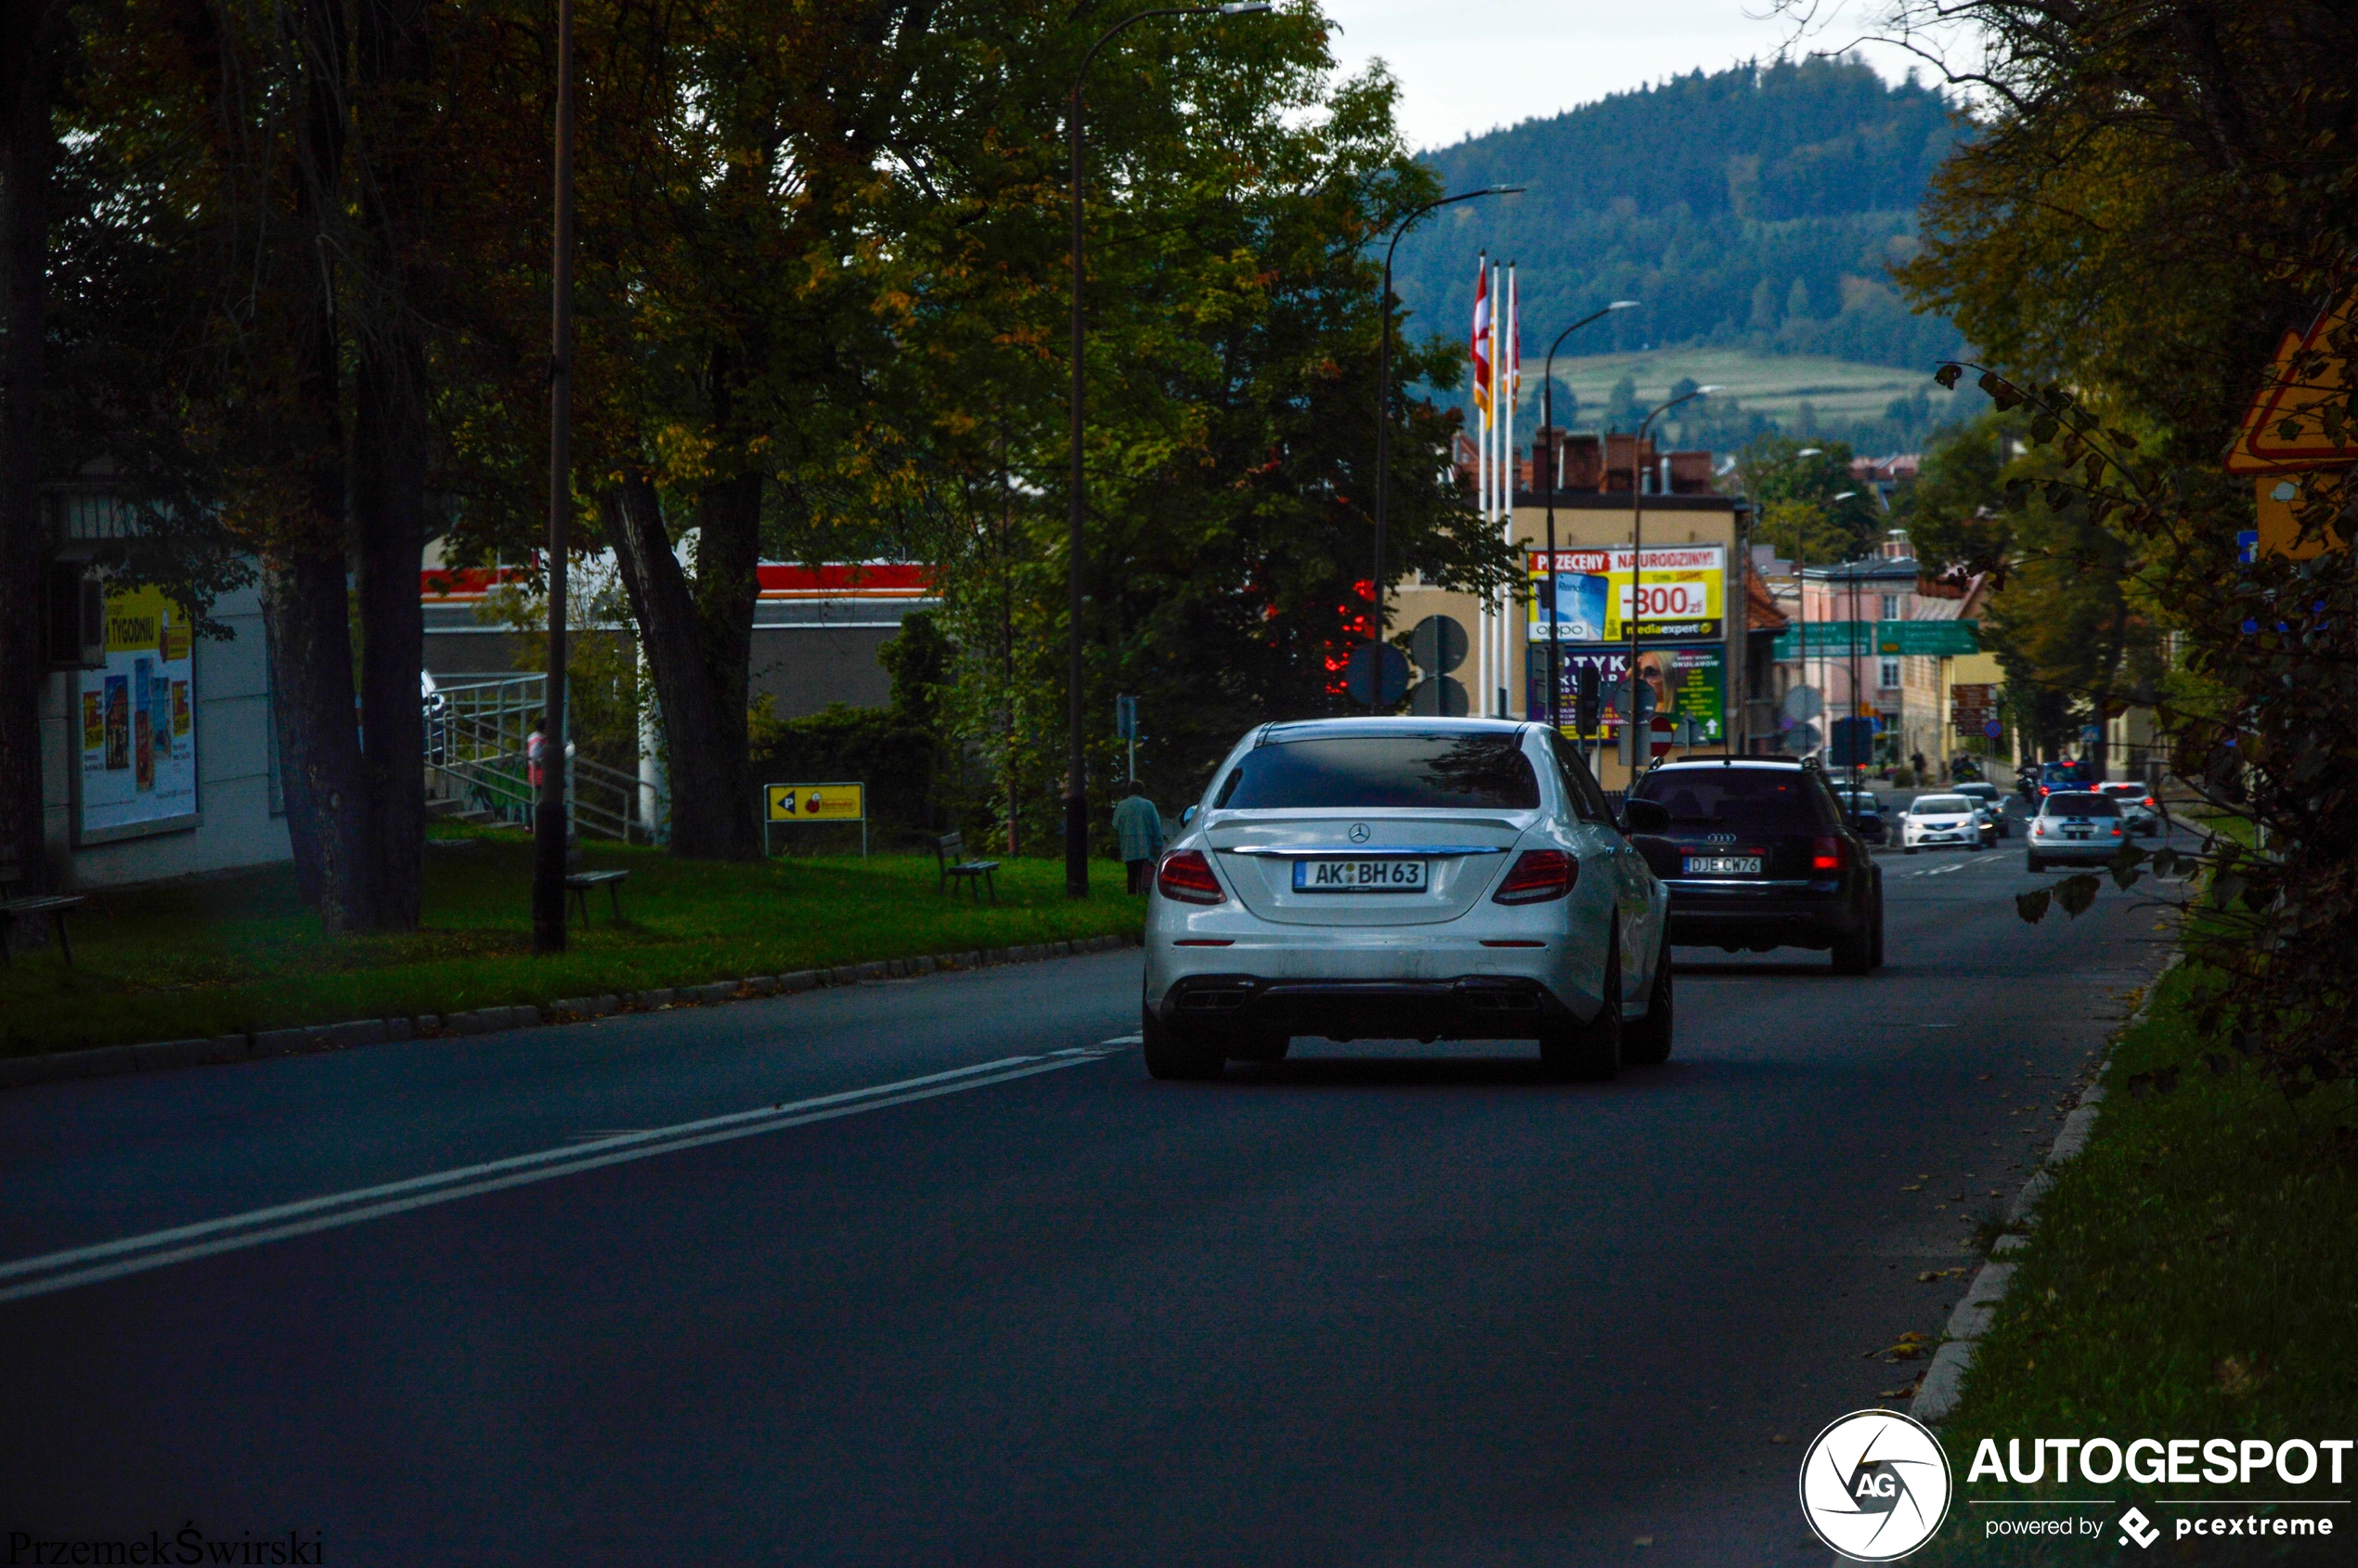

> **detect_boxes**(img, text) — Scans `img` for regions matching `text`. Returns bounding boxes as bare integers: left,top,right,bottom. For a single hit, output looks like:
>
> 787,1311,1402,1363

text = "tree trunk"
604,472,761,859
350,0,432,930
0,2,67,902
265,0,374,931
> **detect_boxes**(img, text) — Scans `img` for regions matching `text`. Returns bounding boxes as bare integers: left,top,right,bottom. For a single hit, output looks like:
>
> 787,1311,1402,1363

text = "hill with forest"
1388,58,1974,447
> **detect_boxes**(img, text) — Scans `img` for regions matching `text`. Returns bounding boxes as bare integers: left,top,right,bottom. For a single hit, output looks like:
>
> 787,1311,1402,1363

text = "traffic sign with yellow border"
765,782,863,822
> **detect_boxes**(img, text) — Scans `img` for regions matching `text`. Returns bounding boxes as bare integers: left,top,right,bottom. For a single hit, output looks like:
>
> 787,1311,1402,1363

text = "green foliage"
1918,963,2358,1566
0,836,1146,1056
1736,434,1881,561
1393,58,1966,381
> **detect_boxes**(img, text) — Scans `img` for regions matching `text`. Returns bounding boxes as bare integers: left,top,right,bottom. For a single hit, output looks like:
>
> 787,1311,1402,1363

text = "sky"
1318,0,1927,152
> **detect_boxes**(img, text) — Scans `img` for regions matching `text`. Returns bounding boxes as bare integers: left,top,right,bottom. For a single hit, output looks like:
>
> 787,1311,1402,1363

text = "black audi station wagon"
1623,757,1885,973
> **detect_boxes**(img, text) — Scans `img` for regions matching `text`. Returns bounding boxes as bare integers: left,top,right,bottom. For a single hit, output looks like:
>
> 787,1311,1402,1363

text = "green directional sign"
1771,619,1980,659
1874,619,1982,655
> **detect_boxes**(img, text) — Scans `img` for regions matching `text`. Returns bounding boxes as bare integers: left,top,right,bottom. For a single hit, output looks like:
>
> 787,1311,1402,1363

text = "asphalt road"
0,816,2183,1566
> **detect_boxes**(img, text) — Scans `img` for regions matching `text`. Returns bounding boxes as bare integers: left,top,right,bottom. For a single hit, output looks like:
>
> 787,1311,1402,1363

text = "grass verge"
0,825,1146,1058
1918,959,2358,1564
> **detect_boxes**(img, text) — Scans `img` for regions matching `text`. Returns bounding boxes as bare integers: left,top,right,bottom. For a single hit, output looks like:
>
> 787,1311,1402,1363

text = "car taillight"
1156,849,1224,904
1493,849,1576,904
2144,797,2157,810
1811,835,1846,871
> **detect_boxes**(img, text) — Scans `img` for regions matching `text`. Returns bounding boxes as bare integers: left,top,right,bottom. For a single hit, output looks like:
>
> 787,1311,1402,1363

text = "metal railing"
424,674,667,844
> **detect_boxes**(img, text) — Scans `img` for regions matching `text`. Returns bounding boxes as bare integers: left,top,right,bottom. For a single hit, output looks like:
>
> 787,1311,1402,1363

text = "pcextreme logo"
1799,1409,1954,1561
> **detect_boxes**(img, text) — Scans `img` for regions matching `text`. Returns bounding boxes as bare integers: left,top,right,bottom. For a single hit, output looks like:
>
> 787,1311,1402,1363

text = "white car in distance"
1901,793,1983,852
1143,719,1671,1084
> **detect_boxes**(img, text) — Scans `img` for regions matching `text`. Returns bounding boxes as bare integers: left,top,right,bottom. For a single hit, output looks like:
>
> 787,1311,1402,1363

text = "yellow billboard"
1527,545,1726,641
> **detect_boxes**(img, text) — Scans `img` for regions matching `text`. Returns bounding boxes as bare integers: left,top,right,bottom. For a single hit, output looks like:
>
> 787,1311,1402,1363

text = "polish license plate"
1682,855,1762,876
2066,828,2092,839
1293,858,1428,893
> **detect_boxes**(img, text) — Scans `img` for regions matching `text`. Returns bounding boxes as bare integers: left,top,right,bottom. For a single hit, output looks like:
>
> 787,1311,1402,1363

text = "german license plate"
1293,858,1427,893
1682,855,1762,875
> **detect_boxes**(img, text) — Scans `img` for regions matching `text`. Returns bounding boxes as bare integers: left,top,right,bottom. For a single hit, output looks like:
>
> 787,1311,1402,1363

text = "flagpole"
1505,263,1518,717
1490,260,1505,714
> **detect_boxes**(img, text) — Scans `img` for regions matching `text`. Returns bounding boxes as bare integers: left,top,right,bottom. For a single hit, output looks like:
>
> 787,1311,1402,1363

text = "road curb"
0,932,1143,1094
1910,950,2183,1427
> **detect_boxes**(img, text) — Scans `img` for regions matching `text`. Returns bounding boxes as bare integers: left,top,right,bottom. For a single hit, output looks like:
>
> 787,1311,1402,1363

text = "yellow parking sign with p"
766,782,864,822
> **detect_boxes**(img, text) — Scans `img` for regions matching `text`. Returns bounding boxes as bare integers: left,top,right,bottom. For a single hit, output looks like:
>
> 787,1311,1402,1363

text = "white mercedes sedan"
1141,719,1672,1083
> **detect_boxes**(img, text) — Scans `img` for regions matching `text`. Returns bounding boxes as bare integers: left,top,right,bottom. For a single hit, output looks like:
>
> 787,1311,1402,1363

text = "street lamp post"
1538,300,1638,730
1626,386,1717,782
1831,490,1861,793
1367,187,1522,706
1789,447,1822,763
1066,0,1270,900
532,0,576,954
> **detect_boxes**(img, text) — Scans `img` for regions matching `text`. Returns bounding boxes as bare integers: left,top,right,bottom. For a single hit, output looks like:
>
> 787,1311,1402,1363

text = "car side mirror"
1181,805,1198,828
1621,798,1670,836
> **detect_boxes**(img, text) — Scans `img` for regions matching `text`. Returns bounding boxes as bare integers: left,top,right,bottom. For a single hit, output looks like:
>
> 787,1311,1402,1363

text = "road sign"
1114,694,1139,740
1781,684,1822,722
1782,721,1821,757
2226,293,2358,473
1983,719,2004,740
1346,641,1410,707
1828,715,1876,769
764,781,866,857
1405,676,1469,717
768,782,862,821
1409,615,1468,675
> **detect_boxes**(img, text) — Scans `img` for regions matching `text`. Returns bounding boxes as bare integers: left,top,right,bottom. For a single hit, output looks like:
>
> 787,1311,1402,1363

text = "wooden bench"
935,832,999,903
565,869,629,925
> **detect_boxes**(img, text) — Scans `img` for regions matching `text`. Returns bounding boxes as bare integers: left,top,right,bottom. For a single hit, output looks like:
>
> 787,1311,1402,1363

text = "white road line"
0,1053,1112,1304
1928,862,1966,875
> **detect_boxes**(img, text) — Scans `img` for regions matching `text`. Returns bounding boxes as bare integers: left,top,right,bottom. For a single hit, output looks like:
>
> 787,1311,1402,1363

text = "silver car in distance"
1141,719,1672,1083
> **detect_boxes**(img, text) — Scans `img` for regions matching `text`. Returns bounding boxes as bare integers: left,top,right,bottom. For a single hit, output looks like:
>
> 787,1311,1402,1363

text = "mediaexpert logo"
1800,1408,1954,1561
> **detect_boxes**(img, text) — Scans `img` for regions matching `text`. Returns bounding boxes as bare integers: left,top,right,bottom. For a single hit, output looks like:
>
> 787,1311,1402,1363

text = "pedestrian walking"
1112,784,1165,895
527,715,549,790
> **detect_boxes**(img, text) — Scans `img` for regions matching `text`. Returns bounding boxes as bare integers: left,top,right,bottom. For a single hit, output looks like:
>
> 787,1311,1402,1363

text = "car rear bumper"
1662,881,1860,951
1149,972,1587,1042
2028,837,2124,862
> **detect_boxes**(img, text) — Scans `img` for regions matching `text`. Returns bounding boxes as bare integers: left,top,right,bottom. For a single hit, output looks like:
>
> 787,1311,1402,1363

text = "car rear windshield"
2098,783,2145,795
1212,733,1540,810
1632,768,1831,831
2043,793,2118,816
1912,796,1972,814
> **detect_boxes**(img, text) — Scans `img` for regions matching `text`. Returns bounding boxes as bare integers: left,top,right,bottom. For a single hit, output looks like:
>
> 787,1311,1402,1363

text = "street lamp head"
1694,383,1722,395
1607,300,1639,311
1216,2,1272,12
1794,447,1823,458
1833,490,1858,501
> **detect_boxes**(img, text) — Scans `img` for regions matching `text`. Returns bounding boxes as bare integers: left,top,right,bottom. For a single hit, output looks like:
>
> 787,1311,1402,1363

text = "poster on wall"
75,584,199,843
1527,545,1726,641
1525,644,1727,743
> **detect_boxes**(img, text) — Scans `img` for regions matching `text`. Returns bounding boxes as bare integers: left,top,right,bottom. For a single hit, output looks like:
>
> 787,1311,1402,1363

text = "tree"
1736,434,1879,560
1872,0,2358,1089
0,0,72,901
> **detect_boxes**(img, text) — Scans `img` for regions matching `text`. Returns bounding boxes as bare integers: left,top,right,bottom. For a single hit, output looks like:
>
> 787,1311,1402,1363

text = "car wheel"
1141,1007,1224,1081
1623,931,1675,1065
2026,852,2045,873
1226,1031,1290,1065
1904,846,1917,855
1541,933,1622,1082
1831,916,1873,975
